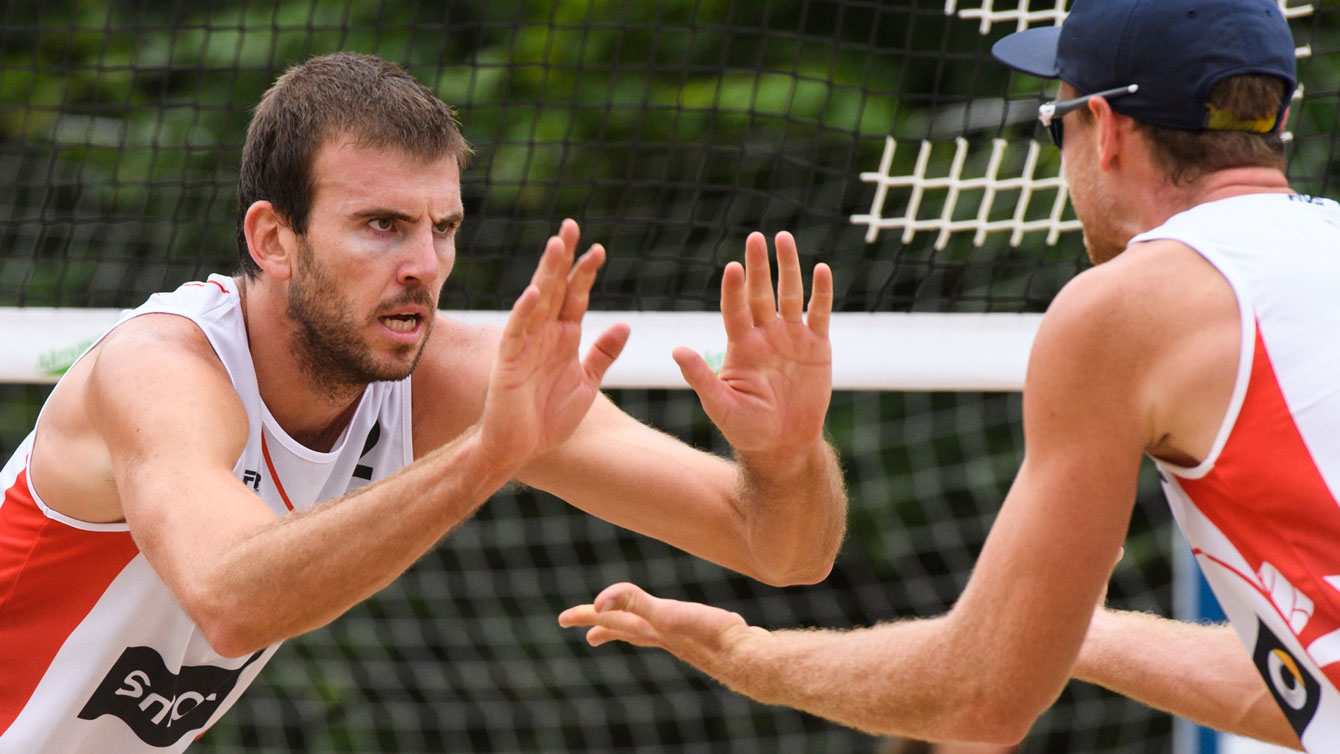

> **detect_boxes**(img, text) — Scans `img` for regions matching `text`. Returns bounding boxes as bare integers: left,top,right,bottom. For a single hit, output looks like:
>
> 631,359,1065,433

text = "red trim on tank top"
181,280,229,294
259,434,294,511
0,468,140,734
1177,326,1340,687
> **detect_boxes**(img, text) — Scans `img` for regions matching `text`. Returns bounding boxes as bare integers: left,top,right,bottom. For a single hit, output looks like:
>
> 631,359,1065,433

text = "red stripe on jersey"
1178,327,1340,682
0,468,139,734
260,434,294,511
181,280,230,294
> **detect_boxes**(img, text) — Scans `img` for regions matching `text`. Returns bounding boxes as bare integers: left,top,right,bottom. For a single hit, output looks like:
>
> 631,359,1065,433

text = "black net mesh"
2,0,1338,751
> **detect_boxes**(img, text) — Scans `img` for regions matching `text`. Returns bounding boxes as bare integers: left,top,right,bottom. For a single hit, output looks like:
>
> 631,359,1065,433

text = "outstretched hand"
558,582,768,672
676,231,833,459
478,219,630,471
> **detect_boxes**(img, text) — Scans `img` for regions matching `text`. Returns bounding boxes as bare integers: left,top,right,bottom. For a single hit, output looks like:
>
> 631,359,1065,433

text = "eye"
370,217,395,232
433,220,459,235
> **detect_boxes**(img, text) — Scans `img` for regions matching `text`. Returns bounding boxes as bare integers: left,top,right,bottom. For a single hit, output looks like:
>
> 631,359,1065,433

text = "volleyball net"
2,1,1338,752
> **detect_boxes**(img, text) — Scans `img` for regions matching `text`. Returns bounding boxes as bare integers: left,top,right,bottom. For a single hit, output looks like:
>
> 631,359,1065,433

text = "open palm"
674,231,833,459
479,220,629,470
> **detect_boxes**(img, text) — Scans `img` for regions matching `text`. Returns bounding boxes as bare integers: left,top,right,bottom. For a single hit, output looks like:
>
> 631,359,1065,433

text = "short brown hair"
1135,74,1289,185
236,52,473,276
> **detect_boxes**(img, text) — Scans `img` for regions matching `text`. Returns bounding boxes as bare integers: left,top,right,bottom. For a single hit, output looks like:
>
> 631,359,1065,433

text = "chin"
378,348,426,382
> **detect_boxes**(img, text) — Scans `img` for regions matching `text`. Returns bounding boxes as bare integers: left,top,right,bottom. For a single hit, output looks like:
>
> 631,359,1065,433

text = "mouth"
375,304,432,343
379,313,422,333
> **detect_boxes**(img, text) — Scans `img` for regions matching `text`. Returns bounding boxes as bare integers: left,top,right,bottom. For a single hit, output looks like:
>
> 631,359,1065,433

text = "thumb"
584,323,631,382
673,346,728,410
594,582,659,619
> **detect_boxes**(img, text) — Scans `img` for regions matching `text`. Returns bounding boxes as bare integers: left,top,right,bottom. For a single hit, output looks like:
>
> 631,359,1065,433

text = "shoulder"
409,313,502,453
1037,239,1231,358
98,310,223,358
80,314,249,472
32,313,247,521
91,313,237,399
1027,239,1238,455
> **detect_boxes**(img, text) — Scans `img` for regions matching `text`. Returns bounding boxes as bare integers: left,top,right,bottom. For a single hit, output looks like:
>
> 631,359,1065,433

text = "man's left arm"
1076,608,1301,749
557,261,1160,743
517,230,846,586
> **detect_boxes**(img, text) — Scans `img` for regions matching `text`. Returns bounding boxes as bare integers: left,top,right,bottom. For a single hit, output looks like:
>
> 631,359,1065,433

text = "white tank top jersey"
1132,193,1340,751
0,274,414,752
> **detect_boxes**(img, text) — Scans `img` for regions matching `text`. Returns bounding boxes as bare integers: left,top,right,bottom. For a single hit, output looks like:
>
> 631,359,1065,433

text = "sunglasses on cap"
1038,84,1139,147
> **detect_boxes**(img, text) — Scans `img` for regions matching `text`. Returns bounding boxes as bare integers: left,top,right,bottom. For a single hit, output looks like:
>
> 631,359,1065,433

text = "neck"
237,275,366,452
1138,166,1292,233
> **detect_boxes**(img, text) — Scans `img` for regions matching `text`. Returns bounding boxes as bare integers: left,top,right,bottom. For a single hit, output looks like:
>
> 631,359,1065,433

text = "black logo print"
1251,620,1321,737
78,646,263,746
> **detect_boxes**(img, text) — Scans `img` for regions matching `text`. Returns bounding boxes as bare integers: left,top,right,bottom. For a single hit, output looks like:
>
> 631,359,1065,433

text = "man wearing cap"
560,0,1328,749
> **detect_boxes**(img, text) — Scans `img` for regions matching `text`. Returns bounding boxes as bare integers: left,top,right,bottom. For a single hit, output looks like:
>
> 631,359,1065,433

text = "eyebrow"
350,208,465,226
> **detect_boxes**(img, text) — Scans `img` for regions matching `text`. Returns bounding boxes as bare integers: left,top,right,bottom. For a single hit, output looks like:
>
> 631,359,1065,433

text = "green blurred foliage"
0,0,1078,313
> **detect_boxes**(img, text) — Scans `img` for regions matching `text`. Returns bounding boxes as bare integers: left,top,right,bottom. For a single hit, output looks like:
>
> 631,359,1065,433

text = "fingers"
560,583,760,657
559,218,580,256
807,262,833,338
583,614,657,647
524,221,606,331
719,261,750,341
558,244,606,323
528,235,572,322
593,581,657,617
723,230,828,335
558,604,660,648
497,285,541,363
775,231,804,323
584,322,630,382
743,232,776,325
557,583,655,625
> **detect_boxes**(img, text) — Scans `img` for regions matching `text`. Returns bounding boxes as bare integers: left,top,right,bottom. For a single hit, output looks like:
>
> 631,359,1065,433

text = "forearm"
733,438,847,584
714,617,1036,744
189,427,512,655
1074,608,1300,749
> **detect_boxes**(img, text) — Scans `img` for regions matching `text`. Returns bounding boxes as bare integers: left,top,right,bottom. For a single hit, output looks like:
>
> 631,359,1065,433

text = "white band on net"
0,308,1041,392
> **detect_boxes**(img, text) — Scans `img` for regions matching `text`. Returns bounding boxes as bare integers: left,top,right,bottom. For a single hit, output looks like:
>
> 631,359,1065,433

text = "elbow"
758,559,834,587
200,621,266,660
196,613,266,660
180,586,270,659
938,696,1034,746
750,545,838,587
748,521,845,587
965,705,1034,746
859,684,1035,744
945,674,1046,745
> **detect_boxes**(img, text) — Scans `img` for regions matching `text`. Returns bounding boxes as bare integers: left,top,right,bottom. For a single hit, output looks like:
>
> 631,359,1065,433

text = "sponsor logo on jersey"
349,421,381,488
77,646,262,746
242,469,261,490
1252,619,1321,736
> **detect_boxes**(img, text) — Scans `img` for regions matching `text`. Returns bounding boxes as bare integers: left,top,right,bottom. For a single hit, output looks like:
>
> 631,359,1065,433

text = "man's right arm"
90,314,518,658
86,234,626,659
1075,608,1301,749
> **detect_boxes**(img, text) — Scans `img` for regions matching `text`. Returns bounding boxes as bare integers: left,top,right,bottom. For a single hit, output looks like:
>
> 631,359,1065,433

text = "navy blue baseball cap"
992,0,1296,133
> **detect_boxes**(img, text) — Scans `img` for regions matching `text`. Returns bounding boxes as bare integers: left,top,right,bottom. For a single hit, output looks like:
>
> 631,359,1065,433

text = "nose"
398,225,441,285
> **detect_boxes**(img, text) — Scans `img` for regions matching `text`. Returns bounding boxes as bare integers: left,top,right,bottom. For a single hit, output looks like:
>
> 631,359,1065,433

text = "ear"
1278,105,1292,134
243,201,298,281
1087,94,1131,173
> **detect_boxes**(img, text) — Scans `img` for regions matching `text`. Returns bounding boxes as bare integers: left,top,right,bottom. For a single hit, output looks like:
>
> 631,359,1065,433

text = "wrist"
736,437,832,484
716,625,778,700
458,424,524,491
734,436,836,495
